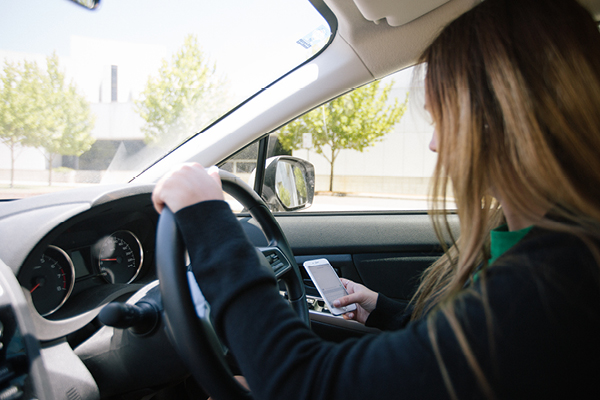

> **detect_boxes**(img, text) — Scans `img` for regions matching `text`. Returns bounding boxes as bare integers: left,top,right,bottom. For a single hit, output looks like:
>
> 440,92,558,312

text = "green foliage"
0,61,45,144
277,80,408,191
293,166,308,201
276,182,291,207
0,54,95,186
25,54,96,185
0,59,45,187
135,34,229,146
27,54,96,156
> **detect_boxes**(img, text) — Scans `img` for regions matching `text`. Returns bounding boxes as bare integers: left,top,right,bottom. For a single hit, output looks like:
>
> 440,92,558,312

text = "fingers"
206,165,221,182
152,163,224,214
342,312,355,321
152,176,168,214
340,278,358,294
333,292,364,308
152,194,165,214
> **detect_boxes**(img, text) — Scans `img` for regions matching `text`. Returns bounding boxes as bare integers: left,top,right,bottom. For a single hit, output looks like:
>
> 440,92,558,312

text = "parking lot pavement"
307,193,431,211
0,184,78,200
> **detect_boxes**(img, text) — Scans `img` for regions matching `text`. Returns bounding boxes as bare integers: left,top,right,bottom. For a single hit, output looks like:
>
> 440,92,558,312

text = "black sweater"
176,201,600,399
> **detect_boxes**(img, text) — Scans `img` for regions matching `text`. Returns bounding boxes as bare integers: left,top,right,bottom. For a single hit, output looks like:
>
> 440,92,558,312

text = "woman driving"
152,0,600,398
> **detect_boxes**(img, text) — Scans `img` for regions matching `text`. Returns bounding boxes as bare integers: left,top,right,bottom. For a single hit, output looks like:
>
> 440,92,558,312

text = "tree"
0,60,46,187
135,34,229,146
277,80,408,191
24,54,95,185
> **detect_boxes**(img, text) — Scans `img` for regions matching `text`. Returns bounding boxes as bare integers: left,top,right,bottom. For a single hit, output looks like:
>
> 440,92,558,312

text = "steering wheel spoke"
259,246,292,279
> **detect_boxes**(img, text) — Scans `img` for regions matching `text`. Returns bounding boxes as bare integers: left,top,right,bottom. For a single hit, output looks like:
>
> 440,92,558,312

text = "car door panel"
241,212,459,342
276,213,458,297
276,213,451,254
352,253,440,302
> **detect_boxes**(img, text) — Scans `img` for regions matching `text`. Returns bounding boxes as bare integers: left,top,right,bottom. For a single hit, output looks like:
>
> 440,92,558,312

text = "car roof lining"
325,0,480,80
352,0,452,27
326,0,600,80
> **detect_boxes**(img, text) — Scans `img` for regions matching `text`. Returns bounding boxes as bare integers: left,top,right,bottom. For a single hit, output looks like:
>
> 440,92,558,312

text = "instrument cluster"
17,206,157,319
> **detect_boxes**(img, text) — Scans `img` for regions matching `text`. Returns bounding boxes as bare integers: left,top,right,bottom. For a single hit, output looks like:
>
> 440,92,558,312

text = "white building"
0,36,166,184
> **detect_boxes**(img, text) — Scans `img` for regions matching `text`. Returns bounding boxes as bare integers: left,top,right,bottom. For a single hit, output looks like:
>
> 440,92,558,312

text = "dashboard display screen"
70,250,91,279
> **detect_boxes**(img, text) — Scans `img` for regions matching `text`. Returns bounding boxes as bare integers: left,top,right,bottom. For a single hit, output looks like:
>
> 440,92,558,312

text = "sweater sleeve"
174,201,600,400
174,200,278,334
365,293,413,330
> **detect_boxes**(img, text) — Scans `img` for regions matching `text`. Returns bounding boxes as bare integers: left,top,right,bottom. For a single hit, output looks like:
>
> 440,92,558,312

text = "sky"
0,0,330,102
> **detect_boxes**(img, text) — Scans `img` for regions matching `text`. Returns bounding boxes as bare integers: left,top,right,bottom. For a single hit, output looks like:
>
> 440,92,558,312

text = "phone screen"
307,263,348,304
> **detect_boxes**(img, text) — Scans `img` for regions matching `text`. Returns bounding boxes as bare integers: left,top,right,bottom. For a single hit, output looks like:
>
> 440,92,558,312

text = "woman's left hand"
333,278,378,324
152,163,223,214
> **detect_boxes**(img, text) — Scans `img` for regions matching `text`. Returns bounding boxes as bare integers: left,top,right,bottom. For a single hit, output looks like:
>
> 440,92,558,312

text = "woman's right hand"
333,279,378,325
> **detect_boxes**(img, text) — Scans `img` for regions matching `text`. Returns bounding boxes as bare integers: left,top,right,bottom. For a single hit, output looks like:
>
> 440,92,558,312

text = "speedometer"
19,245,75,316
98,230,143,284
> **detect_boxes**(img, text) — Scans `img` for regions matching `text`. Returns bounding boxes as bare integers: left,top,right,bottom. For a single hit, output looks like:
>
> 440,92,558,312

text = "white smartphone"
303,258,357,316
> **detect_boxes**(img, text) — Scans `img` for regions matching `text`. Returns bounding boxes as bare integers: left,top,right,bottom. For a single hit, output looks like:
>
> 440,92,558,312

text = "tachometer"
19,245,75,316
98,230,143,284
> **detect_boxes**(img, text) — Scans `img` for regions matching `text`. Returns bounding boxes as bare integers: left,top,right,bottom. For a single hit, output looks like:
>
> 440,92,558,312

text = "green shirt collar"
489,224,533,265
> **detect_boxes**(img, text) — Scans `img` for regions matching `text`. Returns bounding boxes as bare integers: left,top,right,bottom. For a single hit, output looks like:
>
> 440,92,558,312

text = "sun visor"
352,0,452,26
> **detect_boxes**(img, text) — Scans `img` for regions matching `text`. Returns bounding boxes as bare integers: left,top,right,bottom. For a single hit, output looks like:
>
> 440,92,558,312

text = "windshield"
0,0,330,199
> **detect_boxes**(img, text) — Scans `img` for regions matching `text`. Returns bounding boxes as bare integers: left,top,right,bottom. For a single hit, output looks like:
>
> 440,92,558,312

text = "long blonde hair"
410,0,600,396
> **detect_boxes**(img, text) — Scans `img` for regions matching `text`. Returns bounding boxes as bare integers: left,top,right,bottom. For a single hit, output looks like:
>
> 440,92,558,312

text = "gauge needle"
30,283,40,293
101,258,117,261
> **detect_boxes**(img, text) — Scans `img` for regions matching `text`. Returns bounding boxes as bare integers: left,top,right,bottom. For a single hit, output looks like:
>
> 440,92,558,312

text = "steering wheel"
155,169,309,400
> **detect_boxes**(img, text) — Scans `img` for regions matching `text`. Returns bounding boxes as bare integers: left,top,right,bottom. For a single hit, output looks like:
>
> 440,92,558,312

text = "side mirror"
262,157,315,211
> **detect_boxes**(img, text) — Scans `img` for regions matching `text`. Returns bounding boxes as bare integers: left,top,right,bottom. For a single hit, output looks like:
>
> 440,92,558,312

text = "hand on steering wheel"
152,163,223,214
154,164,308,400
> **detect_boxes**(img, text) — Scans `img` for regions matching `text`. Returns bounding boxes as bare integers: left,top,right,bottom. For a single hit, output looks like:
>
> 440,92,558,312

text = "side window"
219,135,293,212
220,141,259,177
220,66,437,213
269,66,437,212
220,141,259,212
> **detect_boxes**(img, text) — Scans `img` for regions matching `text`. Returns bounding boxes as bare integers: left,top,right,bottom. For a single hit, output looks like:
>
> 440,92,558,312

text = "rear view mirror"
67,0,100,10
263,157,315,211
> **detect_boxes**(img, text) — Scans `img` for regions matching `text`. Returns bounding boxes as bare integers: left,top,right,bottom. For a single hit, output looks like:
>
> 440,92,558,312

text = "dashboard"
0,179,382,399
0,184,168,398
0,182,302,398
0,184,159,343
